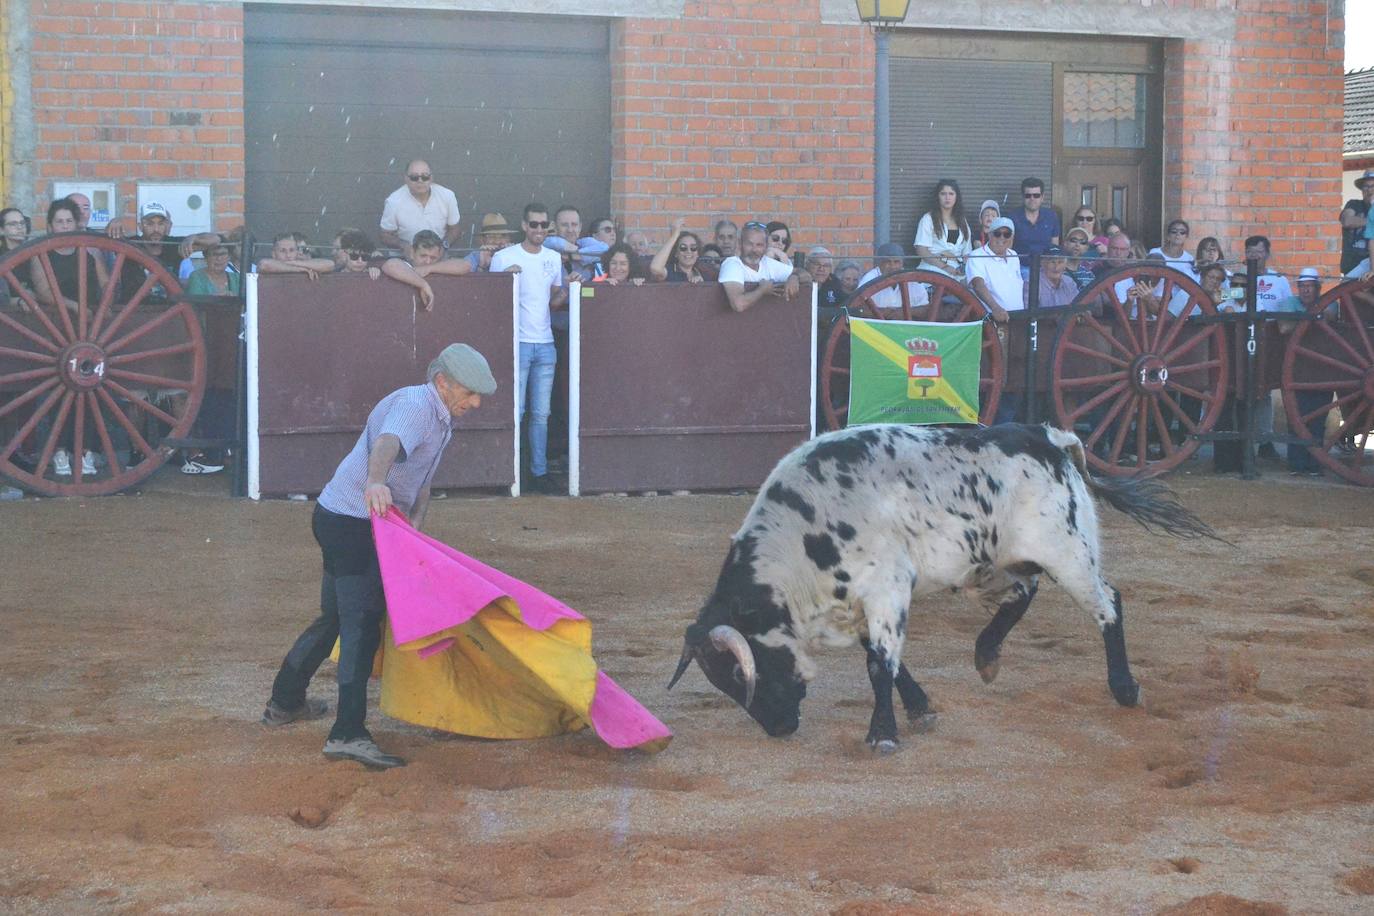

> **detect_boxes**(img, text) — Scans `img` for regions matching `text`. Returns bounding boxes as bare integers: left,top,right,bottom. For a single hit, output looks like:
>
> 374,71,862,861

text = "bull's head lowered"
667,608,808,737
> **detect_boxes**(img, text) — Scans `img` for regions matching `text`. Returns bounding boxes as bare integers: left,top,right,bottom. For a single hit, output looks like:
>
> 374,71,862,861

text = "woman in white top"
1147,218,1195,274
912,178,971,278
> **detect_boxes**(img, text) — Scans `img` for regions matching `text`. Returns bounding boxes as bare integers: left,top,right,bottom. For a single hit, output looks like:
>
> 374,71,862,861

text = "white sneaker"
52,449,71,476
81,451,97,476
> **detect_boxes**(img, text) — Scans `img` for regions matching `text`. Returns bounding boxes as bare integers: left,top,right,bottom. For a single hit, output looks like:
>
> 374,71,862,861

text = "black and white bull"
668,423,1217,750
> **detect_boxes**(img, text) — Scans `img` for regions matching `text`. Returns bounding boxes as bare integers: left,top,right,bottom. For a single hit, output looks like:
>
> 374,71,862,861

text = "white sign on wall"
136,183,214,235
52,182,117,230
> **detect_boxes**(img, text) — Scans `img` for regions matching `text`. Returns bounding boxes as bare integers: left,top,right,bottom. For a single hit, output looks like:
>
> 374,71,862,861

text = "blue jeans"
519,341,557,477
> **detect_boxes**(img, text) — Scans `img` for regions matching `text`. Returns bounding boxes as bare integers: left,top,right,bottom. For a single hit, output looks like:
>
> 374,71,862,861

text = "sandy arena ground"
2,467,1373,914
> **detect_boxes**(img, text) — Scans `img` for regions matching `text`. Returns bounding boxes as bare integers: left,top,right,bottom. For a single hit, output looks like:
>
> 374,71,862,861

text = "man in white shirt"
1244,235,1293,312
718,222,799,312
379,159,462,252
965,217,1022,324
490,203,568,492
857,242,929,311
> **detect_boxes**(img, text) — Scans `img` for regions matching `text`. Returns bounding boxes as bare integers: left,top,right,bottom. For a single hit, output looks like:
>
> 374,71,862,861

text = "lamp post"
855,0,911,248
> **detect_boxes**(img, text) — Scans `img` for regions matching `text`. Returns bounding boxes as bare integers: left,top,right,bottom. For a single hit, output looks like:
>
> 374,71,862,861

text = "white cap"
979,199,1001,215
139,202,170,220
989,216,1014,234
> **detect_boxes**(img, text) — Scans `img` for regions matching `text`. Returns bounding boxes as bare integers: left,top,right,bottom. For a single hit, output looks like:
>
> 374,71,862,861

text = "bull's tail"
1047,426,1224,542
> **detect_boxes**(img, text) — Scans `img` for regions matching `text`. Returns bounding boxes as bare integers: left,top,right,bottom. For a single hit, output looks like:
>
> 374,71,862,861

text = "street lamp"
855,0,911,247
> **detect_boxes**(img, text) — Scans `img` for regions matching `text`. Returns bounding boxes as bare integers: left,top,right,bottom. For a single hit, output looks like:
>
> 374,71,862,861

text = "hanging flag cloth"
361,509,671,753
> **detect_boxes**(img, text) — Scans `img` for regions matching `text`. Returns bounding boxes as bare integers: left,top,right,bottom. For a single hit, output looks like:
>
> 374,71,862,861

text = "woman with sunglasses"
1192,236,1230,283
649,217,706,283
1148,219,1195,274
763,220,794,265
1071,207,1097,240
913,178,971,278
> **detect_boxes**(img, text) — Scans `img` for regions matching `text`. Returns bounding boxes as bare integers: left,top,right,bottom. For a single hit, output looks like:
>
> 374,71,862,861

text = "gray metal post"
874,28,890,247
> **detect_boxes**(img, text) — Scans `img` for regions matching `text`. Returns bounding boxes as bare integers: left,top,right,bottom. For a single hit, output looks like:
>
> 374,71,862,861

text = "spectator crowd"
4,162,1373,488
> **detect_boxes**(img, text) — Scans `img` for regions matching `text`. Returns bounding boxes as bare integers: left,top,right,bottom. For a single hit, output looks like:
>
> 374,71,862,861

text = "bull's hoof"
867,737,899,754
1110,680,1141,708
976,656,1000,684
907,712,938,733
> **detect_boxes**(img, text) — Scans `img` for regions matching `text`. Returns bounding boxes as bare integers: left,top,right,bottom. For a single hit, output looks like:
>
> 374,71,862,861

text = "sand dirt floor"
2,466,1373,915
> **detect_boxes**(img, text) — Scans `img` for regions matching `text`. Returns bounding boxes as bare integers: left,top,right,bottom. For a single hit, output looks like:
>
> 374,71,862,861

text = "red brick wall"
27,0,244,231
1163,1,1345,275
611,1,875,257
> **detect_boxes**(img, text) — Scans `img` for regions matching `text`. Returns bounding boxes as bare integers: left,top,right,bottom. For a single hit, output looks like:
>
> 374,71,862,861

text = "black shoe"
1257,443,1279,460
322,737,406,769
528,474,562,495
261,698,329,727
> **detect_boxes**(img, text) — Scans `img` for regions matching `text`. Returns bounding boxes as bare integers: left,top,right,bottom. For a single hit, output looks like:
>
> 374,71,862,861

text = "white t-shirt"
379,184,461,244
857,267,929,309
965,247,1023,312
1147,247,1195,276
718,255,793,284
490,243,564,343
913,213,971,277
1253,271,1294,313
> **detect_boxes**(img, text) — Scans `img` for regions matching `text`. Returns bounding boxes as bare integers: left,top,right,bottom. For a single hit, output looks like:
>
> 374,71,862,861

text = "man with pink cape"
262,343,669,769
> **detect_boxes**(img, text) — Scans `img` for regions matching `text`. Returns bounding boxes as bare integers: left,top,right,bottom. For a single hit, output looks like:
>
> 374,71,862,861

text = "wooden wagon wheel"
1280,275,1374,485
819,269,1003,430
0,233,205,496
1051,265,1228,477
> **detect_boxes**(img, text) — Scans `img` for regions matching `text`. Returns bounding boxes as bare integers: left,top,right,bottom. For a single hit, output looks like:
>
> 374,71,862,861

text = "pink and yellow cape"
365,509,671,753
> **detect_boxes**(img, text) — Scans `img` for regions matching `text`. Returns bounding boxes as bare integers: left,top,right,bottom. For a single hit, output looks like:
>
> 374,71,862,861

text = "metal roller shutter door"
244,6,611,248
888,58,1052,248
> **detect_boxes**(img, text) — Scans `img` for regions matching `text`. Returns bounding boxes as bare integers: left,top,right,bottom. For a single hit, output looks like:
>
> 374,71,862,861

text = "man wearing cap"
966,216,1022,324
1025,245,1079,309
379,159,462,253
1006,177,1060,261
719,221,799,312
111,202,222,302
262,343,497,769
1340,170,1374,275
466,213,520,272
857,242,929,310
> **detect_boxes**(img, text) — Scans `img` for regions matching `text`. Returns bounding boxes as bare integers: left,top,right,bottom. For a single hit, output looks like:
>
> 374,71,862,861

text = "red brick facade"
8,0,1346,272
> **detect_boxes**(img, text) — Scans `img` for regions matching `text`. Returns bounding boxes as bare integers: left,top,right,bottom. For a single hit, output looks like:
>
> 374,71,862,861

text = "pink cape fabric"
371,509,672,752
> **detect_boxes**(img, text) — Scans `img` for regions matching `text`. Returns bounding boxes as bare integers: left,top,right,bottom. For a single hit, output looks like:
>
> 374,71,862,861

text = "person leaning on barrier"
408,229,472,279
337,229,436,311
263,343,497,770
257,231,337,278
649,217,705,283
465,213,521,273
1026,245,1079,309
596,243,647,286
859,242,929,309
111,201,221,302
719,222,798,311
965,217,1021,324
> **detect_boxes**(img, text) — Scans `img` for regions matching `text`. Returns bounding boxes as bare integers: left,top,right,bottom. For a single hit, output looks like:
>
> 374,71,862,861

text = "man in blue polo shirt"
1007,177,1061,263
262,343,497,769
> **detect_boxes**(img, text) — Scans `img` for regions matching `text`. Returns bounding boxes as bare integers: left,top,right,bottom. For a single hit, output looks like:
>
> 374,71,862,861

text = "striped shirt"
317,383,454,520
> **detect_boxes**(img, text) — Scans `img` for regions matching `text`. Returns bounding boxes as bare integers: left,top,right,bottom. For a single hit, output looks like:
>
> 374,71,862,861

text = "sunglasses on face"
347,251,369,261
677,244,698,253
407,173,431,181
1023,192,1042,199
526,220,549,229
769,234,788,242
991,229,1013,239
1076,215,1095,222
1168,227,1189,235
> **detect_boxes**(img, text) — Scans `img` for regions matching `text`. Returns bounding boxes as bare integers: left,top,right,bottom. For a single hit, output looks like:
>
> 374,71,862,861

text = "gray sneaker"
322,737,406,769
261,698,329,727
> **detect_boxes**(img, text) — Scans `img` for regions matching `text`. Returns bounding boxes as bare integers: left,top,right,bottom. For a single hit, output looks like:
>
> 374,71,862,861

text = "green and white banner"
847,317,982,426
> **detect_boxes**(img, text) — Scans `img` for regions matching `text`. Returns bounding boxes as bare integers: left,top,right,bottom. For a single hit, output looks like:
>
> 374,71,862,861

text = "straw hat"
478,213,518,237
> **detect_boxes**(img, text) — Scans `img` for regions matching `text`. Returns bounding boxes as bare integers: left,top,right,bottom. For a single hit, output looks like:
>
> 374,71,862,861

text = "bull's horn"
709,625,757,708
666,644,694,691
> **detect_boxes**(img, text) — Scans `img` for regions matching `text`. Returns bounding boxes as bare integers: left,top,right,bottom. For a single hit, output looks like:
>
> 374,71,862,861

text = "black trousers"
270,505,385,741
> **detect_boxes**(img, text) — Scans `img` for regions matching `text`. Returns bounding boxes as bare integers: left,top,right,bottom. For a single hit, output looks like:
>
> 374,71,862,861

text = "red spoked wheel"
819,269,1003,430
1051,265,1228,477
0,234,205,496
1281,275,1374,485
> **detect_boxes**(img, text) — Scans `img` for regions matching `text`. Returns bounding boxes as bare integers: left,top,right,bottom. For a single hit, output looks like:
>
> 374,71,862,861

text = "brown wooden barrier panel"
253,272,516,496
573,282,814,493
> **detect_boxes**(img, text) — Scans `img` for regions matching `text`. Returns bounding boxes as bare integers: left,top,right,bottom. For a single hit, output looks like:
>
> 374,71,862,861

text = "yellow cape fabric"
334,596,600,739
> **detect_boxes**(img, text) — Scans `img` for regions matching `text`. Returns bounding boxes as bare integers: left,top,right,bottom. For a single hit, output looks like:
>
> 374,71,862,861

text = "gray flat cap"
429,343,496,395
875,242,904,259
